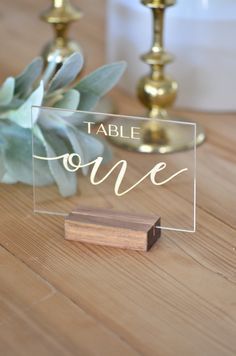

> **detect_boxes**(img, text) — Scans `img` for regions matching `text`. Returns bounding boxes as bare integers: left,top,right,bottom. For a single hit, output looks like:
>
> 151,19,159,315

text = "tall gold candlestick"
110,0,206,154
138,0,177,120
39,1,116,114
41,0,84,67
138,0,206,153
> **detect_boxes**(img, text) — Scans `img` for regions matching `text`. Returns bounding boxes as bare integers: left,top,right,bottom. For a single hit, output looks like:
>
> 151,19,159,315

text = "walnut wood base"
65,208,161,251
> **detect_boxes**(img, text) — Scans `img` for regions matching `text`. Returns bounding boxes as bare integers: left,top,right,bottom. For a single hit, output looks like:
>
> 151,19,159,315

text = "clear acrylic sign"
32,107,196,233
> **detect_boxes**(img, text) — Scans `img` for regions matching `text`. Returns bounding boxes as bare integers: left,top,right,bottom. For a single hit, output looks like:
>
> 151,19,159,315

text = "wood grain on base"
65,208,161,251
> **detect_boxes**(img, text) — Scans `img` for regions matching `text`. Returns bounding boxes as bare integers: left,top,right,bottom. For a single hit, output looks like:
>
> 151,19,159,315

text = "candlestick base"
108,116,205,154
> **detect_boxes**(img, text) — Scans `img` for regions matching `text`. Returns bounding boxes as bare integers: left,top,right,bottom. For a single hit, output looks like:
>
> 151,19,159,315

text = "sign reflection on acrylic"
32,107,196,251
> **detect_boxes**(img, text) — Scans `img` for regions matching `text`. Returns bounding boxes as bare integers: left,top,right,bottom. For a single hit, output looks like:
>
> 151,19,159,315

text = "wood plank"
0,204,236,356
0,246,139,356
65,208,161,251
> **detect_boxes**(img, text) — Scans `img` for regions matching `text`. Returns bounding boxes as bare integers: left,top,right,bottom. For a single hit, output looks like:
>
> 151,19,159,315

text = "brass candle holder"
40,0,116,114
41,0,84,67
110,0,206,153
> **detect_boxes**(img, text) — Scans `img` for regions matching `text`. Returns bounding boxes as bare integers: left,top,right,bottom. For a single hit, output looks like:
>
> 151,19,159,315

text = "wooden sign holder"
65,208,161,251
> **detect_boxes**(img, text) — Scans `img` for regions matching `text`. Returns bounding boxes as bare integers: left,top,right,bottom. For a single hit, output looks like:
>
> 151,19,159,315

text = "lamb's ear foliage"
74,61,127,111
15,57,44,98
0,53,126,196
0,77,15,106
48,53,84,93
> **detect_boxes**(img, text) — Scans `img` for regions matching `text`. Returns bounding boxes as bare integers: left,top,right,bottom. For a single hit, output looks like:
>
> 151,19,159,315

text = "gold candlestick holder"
110,0,206,153
40,0,117,114
41,0,84,67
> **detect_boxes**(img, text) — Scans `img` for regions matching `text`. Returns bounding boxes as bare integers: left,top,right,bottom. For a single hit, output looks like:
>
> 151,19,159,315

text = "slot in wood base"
65,208,161,251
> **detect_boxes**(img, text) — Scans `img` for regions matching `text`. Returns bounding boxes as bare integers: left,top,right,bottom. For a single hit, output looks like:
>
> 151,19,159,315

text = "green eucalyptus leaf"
15,57,43,97
37,110,63,131
39,109,91,129
42,52,59,87
0,77,15,106
64,111,107,128
63,126,88,175
38,109,75,131
1,123,53,186
54,89,80,111
0,55,122,193
1,172,17,184
48,52,83,93
93,136,113,164
38,112,106,176
35,127,77,197
74,61,126,111
74,129,104,162
0,97,24,112
7,81,44,128
63,126,104,176
78,94,98,112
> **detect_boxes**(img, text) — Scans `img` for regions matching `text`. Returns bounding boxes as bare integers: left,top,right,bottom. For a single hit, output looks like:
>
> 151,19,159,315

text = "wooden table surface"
0,1,236,355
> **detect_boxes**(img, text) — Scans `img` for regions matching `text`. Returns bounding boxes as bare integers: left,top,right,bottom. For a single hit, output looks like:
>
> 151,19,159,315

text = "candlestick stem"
40,0,83,67
109,0,206,153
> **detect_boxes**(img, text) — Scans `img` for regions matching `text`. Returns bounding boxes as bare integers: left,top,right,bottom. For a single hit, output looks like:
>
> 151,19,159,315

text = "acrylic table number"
32,107,196,251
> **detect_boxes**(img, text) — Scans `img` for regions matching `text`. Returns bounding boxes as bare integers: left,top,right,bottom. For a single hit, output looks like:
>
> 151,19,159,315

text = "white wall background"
107,0,236,112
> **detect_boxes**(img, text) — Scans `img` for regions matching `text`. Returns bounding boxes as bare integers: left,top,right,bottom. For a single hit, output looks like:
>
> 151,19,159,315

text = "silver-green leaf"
0,77,15,106
74,61,126,111
2,123,53,186
15,57,43,97
7,81,44,128
63,126,104,176
42,51,59,87
54,89,80,111
48,52,84,93
35,126,77,197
